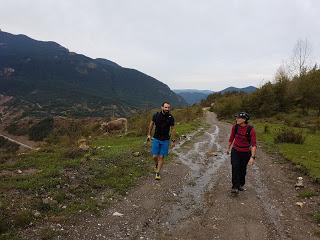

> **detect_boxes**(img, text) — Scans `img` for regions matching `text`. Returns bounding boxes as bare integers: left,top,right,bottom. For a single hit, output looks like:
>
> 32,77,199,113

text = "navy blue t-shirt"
152,112,175,141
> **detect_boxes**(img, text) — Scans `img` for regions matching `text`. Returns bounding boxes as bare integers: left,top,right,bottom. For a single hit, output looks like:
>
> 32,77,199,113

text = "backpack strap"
235,124,239,135
235,124,253,145
246,125,252,144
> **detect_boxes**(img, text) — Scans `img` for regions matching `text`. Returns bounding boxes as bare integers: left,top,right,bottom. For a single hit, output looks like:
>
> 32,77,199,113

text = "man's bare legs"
157,156,164,172
153,156,164,171
153,155,164,180
153,155,158,171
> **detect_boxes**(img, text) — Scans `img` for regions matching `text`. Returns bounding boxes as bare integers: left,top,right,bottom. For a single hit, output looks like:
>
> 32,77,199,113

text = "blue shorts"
151,138,170,157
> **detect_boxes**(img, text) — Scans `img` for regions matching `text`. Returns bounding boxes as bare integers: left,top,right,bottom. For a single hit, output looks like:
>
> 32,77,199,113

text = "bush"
0,136,19,153
29,118,54,141
274,127,305,144
64,148,86,159
0,215,10,234
12,210,33,228
5,122,28,135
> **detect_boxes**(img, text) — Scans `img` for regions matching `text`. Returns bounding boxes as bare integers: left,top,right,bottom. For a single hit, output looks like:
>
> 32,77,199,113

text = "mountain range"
0,30,186,118
174,86,257,105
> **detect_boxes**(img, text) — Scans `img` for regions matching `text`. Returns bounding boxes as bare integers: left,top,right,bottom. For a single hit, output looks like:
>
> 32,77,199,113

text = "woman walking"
227,112,257,194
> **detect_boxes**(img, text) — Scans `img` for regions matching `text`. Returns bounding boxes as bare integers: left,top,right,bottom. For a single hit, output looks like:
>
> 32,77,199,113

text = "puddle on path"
168,125,228,225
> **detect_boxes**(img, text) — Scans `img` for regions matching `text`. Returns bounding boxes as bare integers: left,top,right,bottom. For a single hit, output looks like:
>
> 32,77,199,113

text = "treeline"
201,66,320,120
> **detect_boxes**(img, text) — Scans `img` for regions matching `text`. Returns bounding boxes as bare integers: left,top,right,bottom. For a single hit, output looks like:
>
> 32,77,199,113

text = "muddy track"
26,111,320,239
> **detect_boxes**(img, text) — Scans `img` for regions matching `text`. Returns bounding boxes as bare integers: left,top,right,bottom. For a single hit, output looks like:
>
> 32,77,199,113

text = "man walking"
147,102,176,180
227,112,257,194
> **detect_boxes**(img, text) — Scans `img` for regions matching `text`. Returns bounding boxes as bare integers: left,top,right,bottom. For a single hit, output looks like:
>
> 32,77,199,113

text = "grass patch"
313,211,320,223
0,106,204,236
255,122,320,181
39,227,58,240
298,189,318,198
0,134,151,235
175,121,199,137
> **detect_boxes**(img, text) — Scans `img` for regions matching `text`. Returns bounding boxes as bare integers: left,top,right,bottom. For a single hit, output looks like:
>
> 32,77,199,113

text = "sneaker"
231,188,239,194
238,186,246,191
155,172,161,180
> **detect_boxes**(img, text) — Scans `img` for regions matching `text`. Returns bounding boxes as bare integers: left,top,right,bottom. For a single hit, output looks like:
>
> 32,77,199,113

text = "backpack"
235,124,253,144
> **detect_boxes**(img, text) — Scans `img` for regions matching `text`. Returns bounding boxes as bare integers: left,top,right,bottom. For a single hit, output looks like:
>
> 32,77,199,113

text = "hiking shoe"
238,186,246,191
155,172,161,180
231,188,239,194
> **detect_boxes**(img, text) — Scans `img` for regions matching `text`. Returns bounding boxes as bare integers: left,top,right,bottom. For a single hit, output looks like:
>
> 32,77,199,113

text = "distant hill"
174,86,257,105
173,89,214,105
219,86,257,94
0,31,186,118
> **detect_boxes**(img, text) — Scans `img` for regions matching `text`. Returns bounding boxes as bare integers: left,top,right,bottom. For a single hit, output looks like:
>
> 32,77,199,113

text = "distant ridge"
219,86,257,94
0,31,186,118
174,86,257,105
173,89,214,105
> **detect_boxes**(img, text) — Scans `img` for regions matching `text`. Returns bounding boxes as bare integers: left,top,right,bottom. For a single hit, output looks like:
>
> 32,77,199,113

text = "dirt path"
36,111,319,239
0,133,35,150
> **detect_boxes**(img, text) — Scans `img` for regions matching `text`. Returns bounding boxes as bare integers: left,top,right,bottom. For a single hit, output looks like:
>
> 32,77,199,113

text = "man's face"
161,103,171,113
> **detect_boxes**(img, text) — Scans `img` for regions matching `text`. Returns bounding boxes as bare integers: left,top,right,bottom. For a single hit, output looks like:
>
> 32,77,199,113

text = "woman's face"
236,117,246,125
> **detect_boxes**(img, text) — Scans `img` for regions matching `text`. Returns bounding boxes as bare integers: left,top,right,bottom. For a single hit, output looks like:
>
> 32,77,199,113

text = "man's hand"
171,140,176,148
146,135,151,146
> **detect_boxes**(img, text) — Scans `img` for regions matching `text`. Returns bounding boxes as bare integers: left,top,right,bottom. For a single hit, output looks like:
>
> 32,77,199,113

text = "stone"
113,212,124,216
133,152,140,157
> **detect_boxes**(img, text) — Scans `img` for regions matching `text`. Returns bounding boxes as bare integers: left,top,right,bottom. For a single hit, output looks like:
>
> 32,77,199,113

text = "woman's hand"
248,157,255,165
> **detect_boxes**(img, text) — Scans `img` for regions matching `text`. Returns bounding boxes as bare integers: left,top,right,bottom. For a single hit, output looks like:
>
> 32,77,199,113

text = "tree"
289,39,312,77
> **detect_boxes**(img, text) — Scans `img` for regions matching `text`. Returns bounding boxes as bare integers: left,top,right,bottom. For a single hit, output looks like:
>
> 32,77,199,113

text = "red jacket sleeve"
229,125,236,144
250,127,257,147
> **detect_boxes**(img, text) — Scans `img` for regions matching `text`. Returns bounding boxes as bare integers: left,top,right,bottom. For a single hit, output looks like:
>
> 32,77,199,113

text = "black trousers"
231,148,251,189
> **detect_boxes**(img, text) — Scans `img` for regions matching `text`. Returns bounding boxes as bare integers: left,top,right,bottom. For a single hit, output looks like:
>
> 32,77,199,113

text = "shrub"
313,211,320,223
12,210,33,228
0,215,10,234
29,118,54,141
64,148,86,159
5,122,29,135
298,189,318,198
0,136,19,153
274,127,305,144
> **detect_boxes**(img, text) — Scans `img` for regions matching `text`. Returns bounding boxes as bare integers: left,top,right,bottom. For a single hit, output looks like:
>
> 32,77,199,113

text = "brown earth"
24,111,320,239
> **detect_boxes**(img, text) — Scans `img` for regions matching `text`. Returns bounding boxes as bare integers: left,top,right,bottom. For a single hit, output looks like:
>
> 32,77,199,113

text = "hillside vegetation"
202,64,320,181
202,67,320,121
0,31,186,119
0,105,203,239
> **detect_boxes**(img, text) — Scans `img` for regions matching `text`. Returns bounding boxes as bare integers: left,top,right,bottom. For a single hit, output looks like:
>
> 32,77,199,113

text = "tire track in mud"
252,164,287,239
30,111,319,240
166,112,291,239
167,124,228,226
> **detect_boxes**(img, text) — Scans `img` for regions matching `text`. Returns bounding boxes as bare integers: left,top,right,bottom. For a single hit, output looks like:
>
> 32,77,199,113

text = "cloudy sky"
1,0,319,91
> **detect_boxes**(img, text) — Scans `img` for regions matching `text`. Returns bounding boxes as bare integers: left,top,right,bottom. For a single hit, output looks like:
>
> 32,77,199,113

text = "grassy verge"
0,107,204,238
0,135,151,237
254,122,320,181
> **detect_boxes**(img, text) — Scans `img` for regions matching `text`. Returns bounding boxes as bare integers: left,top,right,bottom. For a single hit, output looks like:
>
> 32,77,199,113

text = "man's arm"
170,126,176,147
147,121,154,142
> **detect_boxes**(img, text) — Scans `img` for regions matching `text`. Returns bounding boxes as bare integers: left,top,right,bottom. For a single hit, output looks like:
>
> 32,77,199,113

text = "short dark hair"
161,101,170,107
